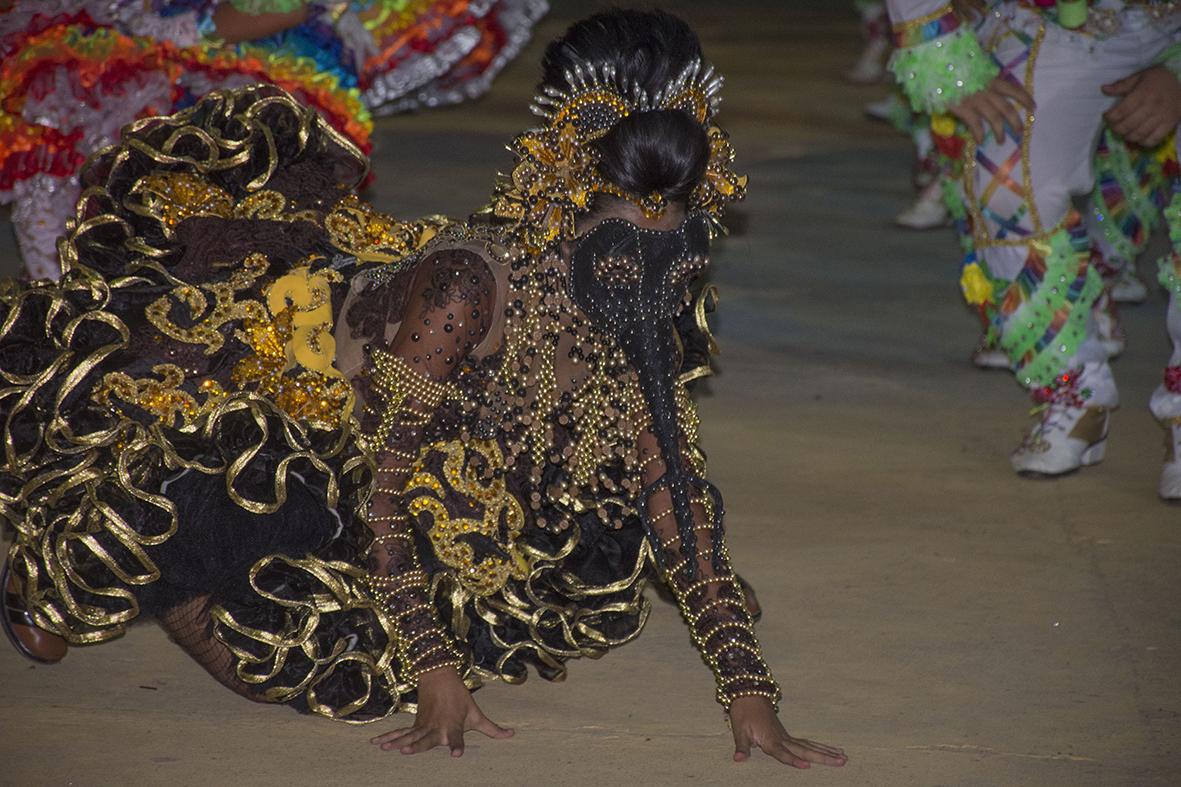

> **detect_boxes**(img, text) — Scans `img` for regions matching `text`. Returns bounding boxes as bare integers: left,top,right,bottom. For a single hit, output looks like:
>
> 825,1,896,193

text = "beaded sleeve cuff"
653,508,780,710
366,483,466,684
367,566,465,683
889,26,999,115
669,571,782,710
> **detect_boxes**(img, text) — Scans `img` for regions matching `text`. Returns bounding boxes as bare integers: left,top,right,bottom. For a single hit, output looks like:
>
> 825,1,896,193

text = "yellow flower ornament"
959,262,994,305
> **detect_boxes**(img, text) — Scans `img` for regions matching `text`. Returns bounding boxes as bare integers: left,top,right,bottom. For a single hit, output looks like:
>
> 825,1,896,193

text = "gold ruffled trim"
3,86,657,721
448,532,652,684
0,89,390,721
678,283,721,386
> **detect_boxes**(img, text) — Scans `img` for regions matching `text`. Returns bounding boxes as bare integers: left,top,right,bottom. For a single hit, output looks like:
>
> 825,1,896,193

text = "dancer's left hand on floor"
369,666,514,757
728,696,848,768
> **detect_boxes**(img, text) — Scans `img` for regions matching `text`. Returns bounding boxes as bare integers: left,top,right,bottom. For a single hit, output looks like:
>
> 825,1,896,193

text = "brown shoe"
2,561,67,664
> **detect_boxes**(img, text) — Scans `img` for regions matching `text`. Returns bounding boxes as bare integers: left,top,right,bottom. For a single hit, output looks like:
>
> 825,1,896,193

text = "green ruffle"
228,0,315,14
1091,130,1164,261
1154,41,1181,78
1157,192,1181,307
885,93,919,135
890,27,999,115
1162,190,1181,251
941,178,976,253
1000,228,1102,388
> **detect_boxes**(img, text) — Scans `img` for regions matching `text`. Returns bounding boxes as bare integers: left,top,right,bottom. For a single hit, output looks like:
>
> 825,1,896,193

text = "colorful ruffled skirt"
0,0,547,278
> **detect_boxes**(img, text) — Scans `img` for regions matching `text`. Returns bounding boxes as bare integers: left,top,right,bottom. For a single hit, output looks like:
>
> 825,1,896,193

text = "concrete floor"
2,2,1180,785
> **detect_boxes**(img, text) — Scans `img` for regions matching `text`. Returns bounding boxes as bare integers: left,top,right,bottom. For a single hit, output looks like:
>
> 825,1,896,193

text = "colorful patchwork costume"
889,0,1181,495
0,0,547,279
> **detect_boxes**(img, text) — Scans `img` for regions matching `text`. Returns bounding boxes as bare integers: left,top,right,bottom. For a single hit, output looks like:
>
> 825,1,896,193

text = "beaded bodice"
337,218,777,709
343,227,662,524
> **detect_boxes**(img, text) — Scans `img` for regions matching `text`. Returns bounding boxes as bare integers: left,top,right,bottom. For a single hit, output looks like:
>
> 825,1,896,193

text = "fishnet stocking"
156,595,264,702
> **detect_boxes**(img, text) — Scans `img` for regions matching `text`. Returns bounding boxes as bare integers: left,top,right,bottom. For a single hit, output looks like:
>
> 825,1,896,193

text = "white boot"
971,334,1010,370
846,38,889,84
863,95,898,123
1011,404,1111,477
895,179,949,230
1010,364,1118,477
1161,419,1181,502
1110,266,1148,304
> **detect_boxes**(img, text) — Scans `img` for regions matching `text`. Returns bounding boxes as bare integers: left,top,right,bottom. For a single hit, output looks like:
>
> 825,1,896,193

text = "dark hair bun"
541,10,711,205
596,110,708,203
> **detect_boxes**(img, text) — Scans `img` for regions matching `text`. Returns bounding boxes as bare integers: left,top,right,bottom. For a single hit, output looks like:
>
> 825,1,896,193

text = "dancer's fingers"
472,714,515,739
733,730,752,762
402,731,441,754
994,78,1035,111
370,726,412,745
1102,72,1142,96
449,725,466,758
796,738,846,758
766,741,810,768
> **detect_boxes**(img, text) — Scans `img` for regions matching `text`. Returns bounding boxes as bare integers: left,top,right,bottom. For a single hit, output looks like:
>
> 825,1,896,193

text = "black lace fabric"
343,248,497,683
639,432,780,709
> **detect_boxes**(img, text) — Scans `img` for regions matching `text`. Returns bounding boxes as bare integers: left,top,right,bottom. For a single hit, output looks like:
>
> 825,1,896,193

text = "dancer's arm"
209,2,310,43
639,409,846,769
359,249,512,755
887,1,1032,141
362,250,496,681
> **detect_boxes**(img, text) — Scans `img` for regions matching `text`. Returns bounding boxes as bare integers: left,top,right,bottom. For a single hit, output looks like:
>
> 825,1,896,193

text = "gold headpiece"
489,59,747,252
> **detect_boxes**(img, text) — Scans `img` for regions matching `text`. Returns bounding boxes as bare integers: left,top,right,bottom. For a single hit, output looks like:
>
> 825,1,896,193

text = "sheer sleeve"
356,248,496,685
638,398,781,711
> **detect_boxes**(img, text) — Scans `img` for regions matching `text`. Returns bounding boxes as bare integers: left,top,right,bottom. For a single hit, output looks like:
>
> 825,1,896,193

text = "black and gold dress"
0,86,777,721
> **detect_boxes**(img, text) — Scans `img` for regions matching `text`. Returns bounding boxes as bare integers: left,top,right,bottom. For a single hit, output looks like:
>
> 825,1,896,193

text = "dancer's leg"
157,595,266,702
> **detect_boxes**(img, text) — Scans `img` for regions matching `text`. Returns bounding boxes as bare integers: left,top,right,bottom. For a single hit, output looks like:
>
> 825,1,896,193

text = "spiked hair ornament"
489,59,748,252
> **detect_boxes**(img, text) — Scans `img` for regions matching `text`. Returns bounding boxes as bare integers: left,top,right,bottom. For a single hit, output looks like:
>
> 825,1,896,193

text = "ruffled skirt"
0,85,650,722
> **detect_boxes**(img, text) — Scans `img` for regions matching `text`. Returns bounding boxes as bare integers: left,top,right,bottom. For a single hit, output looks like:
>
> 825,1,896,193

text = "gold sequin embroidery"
128,171,319,240
325,194,450,263
405,439,529,597
92,364,227,429
231,263,353,430
144,252,269,355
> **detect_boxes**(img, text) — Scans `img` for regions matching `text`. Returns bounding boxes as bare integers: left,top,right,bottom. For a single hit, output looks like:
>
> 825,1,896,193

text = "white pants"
963,5,1181,405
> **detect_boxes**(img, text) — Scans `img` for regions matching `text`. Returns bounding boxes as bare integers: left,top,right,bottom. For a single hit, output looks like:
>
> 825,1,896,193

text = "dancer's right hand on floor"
370,666,514,757
950,76,1035,144
729,696,848,768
